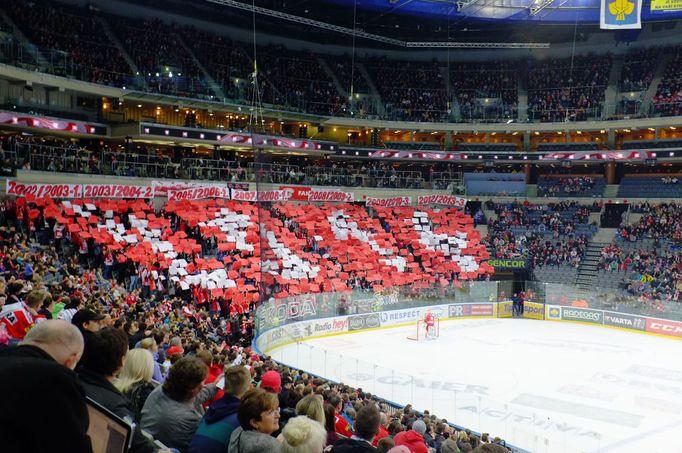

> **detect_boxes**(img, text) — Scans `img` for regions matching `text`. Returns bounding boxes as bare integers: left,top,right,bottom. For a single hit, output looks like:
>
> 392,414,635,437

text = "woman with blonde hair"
139,337,165,382
114,348,157,422
281,415,326,453
295,394,325,425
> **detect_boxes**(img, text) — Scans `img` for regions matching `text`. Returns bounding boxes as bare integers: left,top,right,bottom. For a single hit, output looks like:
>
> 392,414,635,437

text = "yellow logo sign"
650,0,682,11
609,0,635,21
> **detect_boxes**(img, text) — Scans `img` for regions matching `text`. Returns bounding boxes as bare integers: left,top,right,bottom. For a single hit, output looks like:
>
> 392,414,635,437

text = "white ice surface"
271,318,682,453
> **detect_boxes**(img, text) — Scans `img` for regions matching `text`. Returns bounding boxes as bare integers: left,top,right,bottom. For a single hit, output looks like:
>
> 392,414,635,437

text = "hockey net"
407,318,440,341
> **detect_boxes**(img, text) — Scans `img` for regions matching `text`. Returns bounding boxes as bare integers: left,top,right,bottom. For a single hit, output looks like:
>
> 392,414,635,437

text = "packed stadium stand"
651,45,682,117
527,55,612,122
2,0,682,452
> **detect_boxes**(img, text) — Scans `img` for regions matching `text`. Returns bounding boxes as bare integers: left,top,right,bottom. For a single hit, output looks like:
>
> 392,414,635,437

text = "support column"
444,132,453,150
605,162,616,184
608,130,616,149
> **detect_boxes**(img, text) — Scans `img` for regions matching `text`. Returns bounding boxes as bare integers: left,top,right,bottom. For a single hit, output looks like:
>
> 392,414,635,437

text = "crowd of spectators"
528,55,612,123
258,46,346,116
179,26,253,101
450,62,519,122
615,46,660,117
112,18,210,98
5,1,681,125
253,160,433,189
598,243,682,302
651,45,682,117
0,189,511,452
537,176,595,197
619,48,659,93
486,201,591,268
8,134,465,190
4,0,133,86
365,59,449,122
617,202,682,245
329,55,369,94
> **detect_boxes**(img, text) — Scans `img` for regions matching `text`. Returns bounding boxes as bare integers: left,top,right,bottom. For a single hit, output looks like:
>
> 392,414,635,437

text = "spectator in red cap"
260,370,282,393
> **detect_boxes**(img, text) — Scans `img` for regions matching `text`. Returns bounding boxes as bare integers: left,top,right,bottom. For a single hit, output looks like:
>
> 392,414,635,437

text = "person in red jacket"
394,419,428,453
330,395,353,438
196,350,224,408
371,412,390,447
424,312,435,338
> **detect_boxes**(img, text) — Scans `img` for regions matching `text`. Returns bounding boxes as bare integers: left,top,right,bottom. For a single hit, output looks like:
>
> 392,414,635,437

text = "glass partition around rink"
254,280,682,453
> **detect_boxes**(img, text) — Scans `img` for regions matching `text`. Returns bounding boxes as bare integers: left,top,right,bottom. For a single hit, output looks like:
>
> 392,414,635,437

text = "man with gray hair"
394,418,429,453
0,320,91,452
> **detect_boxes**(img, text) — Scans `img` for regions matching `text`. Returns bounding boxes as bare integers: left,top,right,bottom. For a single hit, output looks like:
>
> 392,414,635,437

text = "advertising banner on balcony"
650,0,682,10
166,185,231,201
278,186,311,201
83,184,154,199
600,0,642,29
308,190,354,203
231,189,292,202
152,180,224,197
6,180,82,198
365,196,412,208
416,195,466,208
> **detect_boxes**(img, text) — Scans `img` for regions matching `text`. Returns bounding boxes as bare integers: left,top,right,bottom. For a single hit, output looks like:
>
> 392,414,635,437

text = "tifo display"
2,1,682,452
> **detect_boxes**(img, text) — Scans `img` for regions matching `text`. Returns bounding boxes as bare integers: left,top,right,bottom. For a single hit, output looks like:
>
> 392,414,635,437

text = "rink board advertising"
546,305,679,337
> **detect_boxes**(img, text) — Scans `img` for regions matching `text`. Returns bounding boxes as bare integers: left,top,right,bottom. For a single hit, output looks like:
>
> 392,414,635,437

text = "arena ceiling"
195,0,680,46
128,0,680,47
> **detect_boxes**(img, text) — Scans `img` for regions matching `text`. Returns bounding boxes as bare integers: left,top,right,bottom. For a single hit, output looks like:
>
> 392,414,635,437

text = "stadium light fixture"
529,0,555,16
457,0,478,10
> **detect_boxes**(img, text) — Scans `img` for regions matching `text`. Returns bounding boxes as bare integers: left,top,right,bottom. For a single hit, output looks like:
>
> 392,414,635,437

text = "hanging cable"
566,10,580,122
249,0,263,132
349,0,358,116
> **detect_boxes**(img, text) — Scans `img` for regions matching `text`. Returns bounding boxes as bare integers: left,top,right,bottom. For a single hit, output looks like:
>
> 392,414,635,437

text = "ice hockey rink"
271,318,682,453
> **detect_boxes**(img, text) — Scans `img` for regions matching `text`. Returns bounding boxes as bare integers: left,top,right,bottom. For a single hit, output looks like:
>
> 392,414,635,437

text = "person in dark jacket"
0,320,92,453
188,364,251,453
72,308,105,344
329,404,381,453
78,327,167,453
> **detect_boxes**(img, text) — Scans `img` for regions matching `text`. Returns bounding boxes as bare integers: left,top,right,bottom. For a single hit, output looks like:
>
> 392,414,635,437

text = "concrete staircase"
440,65,451,98
576,240,609,289
98,17,141,79
591,227,617,244
603,184,619,198
356,62,385,116
603,54,624,119
517,72,528,122
0,10,50,68
319,57,348,99
176,34,225,99
641,52,672,115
